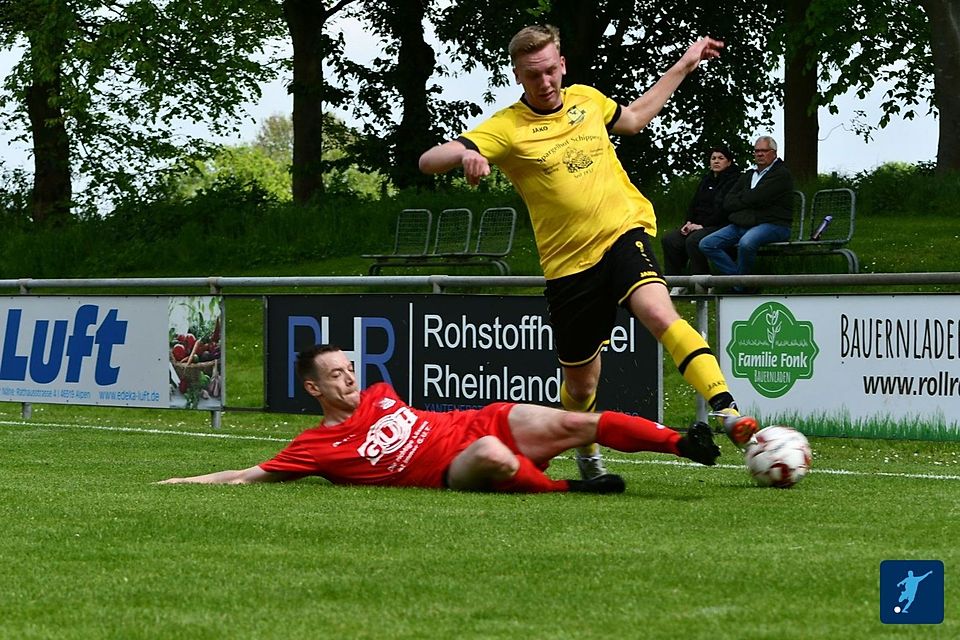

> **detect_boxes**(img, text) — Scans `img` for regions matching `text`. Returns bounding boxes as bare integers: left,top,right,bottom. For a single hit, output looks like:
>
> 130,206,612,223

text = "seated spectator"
661,145,740,293
699,135,794,293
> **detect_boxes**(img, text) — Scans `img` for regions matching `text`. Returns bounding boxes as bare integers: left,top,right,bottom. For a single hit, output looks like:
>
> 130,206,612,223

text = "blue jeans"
699,223,791,275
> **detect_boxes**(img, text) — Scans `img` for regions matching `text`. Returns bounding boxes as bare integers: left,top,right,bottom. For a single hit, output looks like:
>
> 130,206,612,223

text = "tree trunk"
387,0,435,189
783,0,818,184
921,0,960,173
26,40,71,224
545,0,609,87
284,0,326,203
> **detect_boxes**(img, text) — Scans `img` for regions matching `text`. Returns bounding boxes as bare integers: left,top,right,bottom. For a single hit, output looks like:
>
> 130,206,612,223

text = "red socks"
488,413,683,494
595,411,681,455
491,454,569,493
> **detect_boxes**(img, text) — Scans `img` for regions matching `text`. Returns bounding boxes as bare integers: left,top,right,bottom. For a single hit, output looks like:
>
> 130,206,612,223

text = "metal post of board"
19,279,31,420
695,295,710,424
208,277,223,429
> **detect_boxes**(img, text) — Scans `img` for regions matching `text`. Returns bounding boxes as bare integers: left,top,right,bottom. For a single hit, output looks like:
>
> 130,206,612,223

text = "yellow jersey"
460,84,656,279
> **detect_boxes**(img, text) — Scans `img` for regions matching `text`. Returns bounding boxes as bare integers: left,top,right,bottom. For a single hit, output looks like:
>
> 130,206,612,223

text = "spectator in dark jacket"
699,135,794,292
661,146,740,292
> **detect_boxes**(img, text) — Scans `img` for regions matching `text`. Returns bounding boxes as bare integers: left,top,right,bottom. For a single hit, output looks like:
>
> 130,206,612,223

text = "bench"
758,188,859,273
361,208,433,271
432,207,474,256
451,207,517,275
366,207,517,275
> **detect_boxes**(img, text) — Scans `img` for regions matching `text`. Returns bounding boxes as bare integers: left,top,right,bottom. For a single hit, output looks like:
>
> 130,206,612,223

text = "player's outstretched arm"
612,36,724,135
419,140,491,186
156,465,290,485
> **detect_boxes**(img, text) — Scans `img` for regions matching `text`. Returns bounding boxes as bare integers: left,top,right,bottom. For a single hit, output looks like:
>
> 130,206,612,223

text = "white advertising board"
0,296,222,410
718,295,960,438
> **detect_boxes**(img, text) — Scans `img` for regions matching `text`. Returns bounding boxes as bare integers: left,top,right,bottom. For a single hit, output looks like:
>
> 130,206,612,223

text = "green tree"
163,112,388,200
378,0,438,189
281,0,357,203
782,0,817,183
330,0,437,190
167,146,292,202
329,0,482,189
777,0,960,176
254,112,294,165
2,0,75,223
773,0,922,179
0,0,284,221
918,0,960,173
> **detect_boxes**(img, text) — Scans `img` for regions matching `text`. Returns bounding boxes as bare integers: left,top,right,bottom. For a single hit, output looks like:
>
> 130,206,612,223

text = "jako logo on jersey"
357,406,418,465
0,305,128,385
532,125,549,133
378,398,396,410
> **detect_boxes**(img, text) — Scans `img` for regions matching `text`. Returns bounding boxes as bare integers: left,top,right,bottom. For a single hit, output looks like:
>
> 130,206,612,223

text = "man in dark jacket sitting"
699,135,794,292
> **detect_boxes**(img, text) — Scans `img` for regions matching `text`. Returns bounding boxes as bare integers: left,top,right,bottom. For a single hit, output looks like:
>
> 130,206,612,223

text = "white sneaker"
574,452,608,480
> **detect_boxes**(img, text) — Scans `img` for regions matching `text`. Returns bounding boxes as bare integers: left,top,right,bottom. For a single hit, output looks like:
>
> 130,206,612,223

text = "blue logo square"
880,560,944,624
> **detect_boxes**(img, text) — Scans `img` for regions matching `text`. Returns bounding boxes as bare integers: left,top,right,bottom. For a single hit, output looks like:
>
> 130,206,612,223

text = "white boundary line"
0,419,289,443
2,419,959,481
602,455,960,481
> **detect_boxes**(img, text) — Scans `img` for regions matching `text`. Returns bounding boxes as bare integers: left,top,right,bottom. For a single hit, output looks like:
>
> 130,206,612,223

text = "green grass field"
1,404,958,640
2,177,959,638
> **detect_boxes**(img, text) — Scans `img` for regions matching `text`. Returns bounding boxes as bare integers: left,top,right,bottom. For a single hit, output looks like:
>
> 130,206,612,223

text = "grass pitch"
1,407,958,640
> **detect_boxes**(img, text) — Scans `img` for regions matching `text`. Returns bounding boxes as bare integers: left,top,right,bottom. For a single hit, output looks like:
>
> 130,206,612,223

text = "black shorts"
544,227,666,366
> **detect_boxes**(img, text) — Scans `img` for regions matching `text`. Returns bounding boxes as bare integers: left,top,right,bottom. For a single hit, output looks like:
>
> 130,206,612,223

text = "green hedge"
0,162,956,279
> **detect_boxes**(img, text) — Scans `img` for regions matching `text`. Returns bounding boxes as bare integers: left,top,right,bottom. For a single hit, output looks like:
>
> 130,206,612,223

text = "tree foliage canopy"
0,0,954,218
0,0,287,209
771,0,933,132
160,112,387,201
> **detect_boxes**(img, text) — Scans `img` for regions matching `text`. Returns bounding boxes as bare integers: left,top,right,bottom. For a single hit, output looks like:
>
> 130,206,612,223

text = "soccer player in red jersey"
158,345,720,493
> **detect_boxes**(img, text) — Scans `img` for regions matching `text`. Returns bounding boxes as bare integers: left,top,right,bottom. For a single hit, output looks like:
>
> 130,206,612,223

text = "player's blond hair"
508,25,561,64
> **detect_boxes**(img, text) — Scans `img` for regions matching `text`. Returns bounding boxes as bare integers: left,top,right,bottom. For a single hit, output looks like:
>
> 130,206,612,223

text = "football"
745,426,812,488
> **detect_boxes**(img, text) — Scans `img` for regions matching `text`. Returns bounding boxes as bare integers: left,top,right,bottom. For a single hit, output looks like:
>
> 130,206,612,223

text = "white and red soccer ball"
745,426,812,488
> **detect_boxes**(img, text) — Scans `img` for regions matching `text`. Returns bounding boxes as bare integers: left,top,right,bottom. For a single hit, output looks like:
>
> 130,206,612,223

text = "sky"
0,24,939,180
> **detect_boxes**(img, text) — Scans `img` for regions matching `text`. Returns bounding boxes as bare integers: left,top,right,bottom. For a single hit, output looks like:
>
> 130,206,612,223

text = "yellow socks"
561,381,599,458
660,319,730,405
561,382,597,412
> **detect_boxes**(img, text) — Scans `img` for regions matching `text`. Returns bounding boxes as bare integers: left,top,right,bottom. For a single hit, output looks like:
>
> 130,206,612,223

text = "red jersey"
260,383,515,488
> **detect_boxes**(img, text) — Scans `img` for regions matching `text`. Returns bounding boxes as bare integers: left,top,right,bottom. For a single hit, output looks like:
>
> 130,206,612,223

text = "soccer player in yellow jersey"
419,25,758,479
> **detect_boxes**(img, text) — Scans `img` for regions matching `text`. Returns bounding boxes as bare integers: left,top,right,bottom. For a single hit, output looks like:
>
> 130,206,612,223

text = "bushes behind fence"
0,162,955,278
